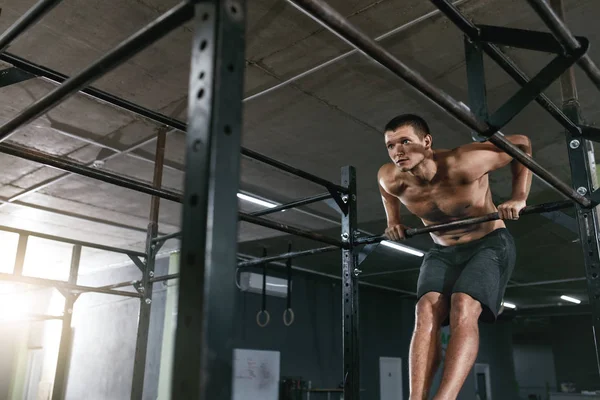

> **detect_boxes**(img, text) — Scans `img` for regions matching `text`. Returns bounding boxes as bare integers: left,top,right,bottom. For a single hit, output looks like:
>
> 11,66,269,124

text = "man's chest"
399,178,485,222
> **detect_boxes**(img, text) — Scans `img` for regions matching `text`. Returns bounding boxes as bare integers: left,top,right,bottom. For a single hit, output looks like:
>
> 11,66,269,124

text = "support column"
51,244,81,400
171,1,247,398
341,166,360,399
130,128,167,399
551,0,600,375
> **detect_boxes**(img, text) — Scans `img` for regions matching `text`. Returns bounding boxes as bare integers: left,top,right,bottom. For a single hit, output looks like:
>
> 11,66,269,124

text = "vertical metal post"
131,128,167,399
51,244,81,400
551,0,600,376
464,36,489,142
341,166,360,399
13,234,28,275
171,1,246,398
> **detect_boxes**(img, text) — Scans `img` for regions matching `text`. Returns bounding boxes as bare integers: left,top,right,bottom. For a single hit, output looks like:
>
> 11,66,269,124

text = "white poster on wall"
232,348,280,400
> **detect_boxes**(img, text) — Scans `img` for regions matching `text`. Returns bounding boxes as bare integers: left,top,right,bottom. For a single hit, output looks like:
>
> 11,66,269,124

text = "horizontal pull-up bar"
250,192,332,217
239,212,344,247
289,0,590,208
356,200,574,245
0,142,183,203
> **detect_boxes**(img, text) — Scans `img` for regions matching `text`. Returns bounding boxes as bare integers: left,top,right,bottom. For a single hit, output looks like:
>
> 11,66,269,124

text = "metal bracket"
132,280,144,295
326,186,349,216
357,242,380,266
0,67,35,88
128,255,146,272
476,24,588,54
579,125,600,143
464,23,590,136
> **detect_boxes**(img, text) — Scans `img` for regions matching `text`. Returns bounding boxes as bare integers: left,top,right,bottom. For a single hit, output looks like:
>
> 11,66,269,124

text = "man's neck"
408,152,437,182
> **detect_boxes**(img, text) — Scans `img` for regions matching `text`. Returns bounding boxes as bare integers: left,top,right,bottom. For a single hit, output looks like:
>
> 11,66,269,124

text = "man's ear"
424,133,433,149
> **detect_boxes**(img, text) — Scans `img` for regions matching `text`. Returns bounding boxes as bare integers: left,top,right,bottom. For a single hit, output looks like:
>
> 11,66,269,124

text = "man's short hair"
384,114,430,139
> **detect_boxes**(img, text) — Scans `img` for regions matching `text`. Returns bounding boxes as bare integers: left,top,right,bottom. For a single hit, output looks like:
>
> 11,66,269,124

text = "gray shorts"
416,228,516,324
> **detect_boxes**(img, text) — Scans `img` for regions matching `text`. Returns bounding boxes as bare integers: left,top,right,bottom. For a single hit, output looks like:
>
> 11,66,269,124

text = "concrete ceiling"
0,0,598,314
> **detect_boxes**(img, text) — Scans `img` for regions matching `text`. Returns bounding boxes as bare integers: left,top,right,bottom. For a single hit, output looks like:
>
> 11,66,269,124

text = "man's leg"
409,292,449,400
433,293,482,400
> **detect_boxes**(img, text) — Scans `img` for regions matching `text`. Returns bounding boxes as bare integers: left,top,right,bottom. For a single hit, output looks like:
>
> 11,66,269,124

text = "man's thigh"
453,229,517,322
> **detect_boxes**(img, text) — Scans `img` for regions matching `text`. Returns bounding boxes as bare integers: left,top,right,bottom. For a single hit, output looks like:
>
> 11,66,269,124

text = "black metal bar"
0,52,347,197
340,166,360,399
0,52,188,131
241,147,347,193
0,67,35,88
356,200,574,245
0,2,193,142
0,223,145,258
464,36,489,142
0,0,63,52
477,24,576,54
0,271,141,297
128,255,146,273
528,0,600,92
131,129,166,399
237,245,339,268
98,279,138,290
2,197,150,234
430,0,581,136
148,273,179,284
239,212,344,247
172,1,246,398
52,244,81,400
549,0,600,375
250,192,332,217
0,142,182,203
489,48,587,130
152,231,181,244
580,126,600,143
289,0,590,208
13,234,28,276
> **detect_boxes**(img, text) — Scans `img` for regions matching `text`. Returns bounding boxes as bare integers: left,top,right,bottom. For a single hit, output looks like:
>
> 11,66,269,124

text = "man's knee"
450,292,482,323
415,292,449,328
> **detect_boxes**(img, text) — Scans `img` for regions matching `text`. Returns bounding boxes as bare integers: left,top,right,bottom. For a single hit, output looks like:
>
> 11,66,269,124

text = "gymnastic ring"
283,308,295,326
256,310,270,327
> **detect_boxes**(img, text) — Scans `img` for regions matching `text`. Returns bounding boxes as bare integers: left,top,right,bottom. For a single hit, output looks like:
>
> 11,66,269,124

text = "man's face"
384,125,431,172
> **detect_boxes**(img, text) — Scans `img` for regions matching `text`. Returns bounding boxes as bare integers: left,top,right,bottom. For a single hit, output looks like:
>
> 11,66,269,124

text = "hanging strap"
256,247,270,327
283,242,295,326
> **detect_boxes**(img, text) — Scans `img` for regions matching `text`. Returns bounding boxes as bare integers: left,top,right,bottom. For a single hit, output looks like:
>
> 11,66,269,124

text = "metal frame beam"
0,0,63,52
52,244,81,400
288,0,590,208
171,2,246,398
340,166,360,400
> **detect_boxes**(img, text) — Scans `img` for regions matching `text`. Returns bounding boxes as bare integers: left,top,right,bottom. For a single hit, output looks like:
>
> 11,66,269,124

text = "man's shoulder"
377,162,396,178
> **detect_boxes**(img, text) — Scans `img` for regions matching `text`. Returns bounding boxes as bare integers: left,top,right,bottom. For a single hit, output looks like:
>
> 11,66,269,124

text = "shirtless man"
377,114,532,400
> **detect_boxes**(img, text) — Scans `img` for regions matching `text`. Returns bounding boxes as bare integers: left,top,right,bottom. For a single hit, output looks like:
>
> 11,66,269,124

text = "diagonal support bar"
0,1,194,142
288,0,590,208
489,44,588,130
0,0,63,52
430,0,581,136
527,0,600,92
128,255,146,273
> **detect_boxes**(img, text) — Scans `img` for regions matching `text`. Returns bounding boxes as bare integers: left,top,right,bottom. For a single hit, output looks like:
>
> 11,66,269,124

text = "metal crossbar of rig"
0,0,598,399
